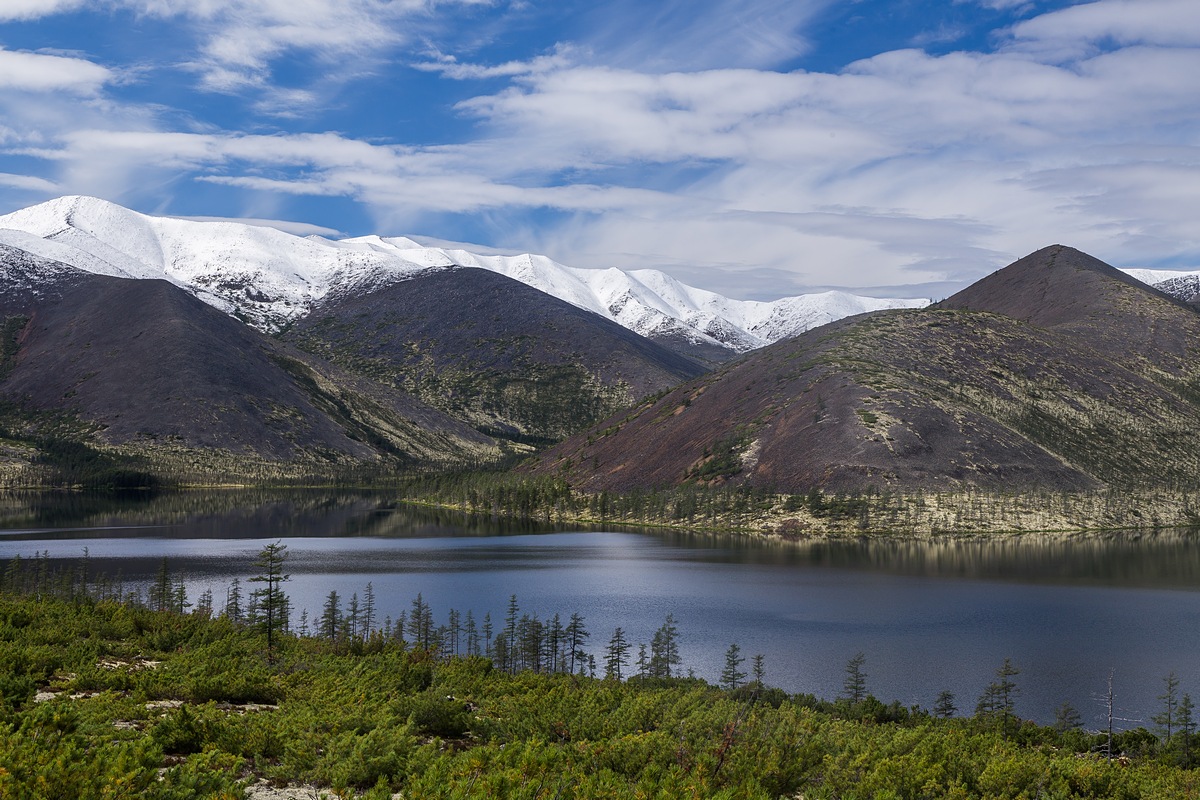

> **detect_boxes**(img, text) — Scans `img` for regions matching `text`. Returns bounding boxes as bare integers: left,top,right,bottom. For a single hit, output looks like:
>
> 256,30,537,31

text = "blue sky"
0,0,1198,299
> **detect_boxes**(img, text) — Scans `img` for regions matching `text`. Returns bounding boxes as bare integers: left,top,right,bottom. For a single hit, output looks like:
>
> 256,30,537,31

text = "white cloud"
577,0,832,71
0,173,60,192
1009,0,1200,50
0,48,113,93
414,46,574,80
0,0,86,21
3,0,490,97
3,0,1199,295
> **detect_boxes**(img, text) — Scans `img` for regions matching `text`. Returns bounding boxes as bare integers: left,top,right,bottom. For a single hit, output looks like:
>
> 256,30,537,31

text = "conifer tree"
842,652,867,703
566,612,589,674
362,582,376,639
1179,693,1195,765
1155,672,1180,747
934,690,957,719
976,658,1020,738
649,614,681,678
249,541,290,661
605,627,631,680
320,590,342,640
504,595,520,671
224,578,243,624
751,654,766,688
721,643,746,690
1053,700,1083,732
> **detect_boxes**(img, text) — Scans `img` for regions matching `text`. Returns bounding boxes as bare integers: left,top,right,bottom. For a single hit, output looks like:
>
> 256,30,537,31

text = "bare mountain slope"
530,246,1200,494
0,251,498,475
284,267,707,443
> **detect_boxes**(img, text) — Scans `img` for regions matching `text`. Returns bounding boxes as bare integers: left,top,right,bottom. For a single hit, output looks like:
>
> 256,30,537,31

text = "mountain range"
0,195,1198,501
0,196,929,363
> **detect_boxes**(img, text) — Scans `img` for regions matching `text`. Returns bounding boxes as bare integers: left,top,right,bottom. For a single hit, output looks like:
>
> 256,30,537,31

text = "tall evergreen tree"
347,593,361,640
249,541,290,661
751,654,766,688
976,658,1020,738
482,612,494,658
721,643,746,690
464,610,480,656
565,612,589,675
409,593,434,649
1054,701,1083,732
224,578,243,624
605,627,631,680
1179,693,1195,765
504,595,520,672
934,690,957,719
320,590,342,640
842,652,867,703
149,557,173,612
362,582,376,639
648,614,681,679
1155,672,1180,747
195,588,214,619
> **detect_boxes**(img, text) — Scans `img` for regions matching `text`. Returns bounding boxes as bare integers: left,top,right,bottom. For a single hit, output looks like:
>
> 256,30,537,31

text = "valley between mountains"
0,196,1199,535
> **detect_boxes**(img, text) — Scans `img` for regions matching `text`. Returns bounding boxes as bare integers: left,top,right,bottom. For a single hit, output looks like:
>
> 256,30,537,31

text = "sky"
0,0,1198,300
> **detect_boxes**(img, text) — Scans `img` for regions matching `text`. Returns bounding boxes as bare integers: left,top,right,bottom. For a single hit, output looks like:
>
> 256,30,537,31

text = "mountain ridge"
0,195,929,361
529,246,1200,496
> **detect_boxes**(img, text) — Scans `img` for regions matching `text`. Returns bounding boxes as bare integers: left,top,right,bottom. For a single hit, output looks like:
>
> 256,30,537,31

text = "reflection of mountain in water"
2,490,1199,590
0,489,570,541
655,529,1200,589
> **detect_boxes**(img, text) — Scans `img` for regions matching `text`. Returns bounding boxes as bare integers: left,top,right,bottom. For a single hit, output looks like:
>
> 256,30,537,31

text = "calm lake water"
3,489,1199,729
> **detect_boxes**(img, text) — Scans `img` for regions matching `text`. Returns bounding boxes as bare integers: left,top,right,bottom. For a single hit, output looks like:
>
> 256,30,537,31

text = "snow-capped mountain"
1123,267,1200,304
0,196,930,355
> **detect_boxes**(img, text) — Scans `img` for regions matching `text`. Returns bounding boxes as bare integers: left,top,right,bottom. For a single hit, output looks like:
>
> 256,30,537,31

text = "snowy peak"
0,196,930,353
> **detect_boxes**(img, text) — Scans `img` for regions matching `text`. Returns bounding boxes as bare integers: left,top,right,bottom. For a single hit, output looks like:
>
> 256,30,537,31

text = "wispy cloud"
0,47,113,93
1,0,1198,296
5,0,497,99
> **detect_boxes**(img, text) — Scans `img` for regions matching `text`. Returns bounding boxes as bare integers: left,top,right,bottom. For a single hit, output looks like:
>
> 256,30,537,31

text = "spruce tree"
934,690,957,719
320,590,342,640
751,654,766,688
721,643,746,690
565,612,589,674
1054,701,1083,732
1179,693,1195,765
249,541,290,662
605,627,630,680
842,652,867,703
1155,672,1180,747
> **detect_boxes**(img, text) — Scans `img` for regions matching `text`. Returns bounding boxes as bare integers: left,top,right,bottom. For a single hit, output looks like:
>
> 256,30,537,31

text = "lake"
2,488,1198,729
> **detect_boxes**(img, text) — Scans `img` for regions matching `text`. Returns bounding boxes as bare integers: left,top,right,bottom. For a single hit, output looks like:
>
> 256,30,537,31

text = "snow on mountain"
0,196,929,352
1123,267,1200,303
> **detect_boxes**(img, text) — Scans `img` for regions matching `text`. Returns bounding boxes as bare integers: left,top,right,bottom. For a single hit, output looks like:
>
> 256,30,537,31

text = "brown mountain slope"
284,267,708,443
529,247,1200,494
938,244,1199,374
0,262,498,469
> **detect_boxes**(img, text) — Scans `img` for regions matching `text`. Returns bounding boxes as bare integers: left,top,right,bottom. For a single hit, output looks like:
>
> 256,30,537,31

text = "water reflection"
665,529,1200,589
0,489,568,542
4,489,1200,728
2,489,1199,589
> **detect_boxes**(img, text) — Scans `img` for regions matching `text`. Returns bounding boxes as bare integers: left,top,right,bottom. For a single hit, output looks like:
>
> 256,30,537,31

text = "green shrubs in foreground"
1,594,1199,798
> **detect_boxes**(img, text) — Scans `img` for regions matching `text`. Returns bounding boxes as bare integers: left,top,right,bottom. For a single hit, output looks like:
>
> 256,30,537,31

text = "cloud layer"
0,0,1197,297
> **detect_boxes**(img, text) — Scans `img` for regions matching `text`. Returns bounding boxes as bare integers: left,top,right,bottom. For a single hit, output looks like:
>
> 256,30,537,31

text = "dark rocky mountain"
530,246,1200,494
0,247,499,480
283,267,708,444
